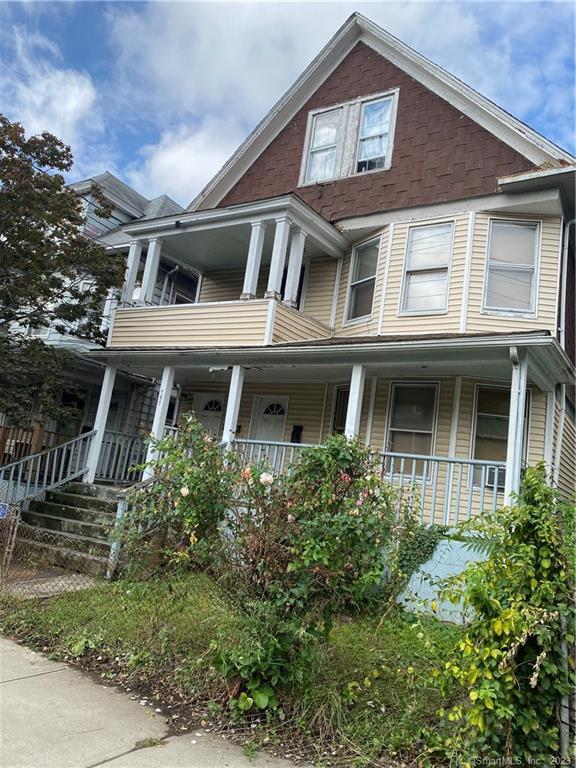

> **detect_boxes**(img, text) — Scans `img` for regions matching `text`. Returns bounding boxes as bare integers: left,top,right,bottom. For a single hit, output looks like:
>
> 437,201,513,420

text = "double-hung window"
305,108,342,183
401,222,453,314
346,238,380,321
483,220,539,314
387,383,437,475
356,97,393,172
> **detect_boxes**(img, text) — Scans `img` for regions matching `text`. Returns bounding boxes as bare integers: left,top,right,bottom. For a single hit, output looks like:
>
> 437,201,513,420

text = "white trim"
330,383,351,434
329,256,343,329
397,220,455,317
138,238,162,304
482,218,541,317
284,228,306,306
544,389,555,476
364,376,378,446
223,365,245,448
242,220,267,298
343,234,382,324
448,377,462,458
344,364,366,438
318,382,329,442
266,217,292,298
552,384,566,488
194,273,203,303
459,212,476,333
377,223,394,335
264,299,277,345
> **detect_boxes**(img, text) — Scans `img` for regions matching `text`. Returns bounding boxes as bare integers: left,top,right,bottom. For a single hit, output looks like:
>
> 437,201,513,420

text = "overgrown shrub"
426,465,575,766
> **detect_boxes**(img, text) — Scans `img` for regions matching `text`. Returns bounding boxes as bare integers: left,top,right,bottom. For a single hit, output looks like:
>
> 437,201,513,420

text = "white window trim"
343,235,382,325
481,218,541,318
384,381,440,458
298,88,399,187
398,219,455,317
330,384,351,434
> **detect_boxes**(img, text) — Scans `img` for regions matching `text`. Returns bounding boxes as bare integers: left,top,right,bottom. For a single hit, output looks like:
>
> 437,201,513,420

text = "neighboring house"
82,13,575,519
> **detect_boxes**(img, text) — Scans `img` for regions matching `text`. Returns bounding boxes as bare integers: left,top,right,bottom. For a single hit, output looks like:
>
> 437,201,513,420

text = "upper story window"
401,222,453,314
346,238,380,322
302,90,398,185
483,220,539,315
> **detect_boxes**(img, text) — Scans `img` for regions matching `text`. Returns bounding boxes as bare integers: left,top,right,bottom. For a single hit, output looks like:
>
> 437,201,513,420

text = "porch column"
85,366,116,483
121,240,142,304
504,348,528,504
143,366,176,480
138,238,162,304
265,217,291,299
223,365,245,448
345,364,366,439
241,221,267,299
284,228,306,307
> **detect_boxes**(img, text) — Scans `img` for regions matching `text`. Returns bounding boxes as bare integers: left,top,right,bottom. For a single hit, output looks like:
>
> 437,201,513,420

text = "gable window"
401,222,453,314
301,90,398,185
356,98,393,172
387,383,438,475
483,220,539,314
346,238,380,321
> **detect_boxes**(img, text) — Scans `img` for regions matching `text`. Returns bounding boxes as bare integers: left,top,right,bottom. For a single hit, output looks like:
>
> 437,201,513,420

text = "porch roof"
88,330,574,390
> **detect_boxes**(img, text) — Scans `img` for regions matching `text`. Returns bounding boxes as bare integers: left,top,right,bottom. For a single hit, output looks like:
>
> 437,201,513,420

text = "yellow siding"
465,213,561,334
302,257,337,326
109,301,269,348
272,304,331,344
554,402,576,500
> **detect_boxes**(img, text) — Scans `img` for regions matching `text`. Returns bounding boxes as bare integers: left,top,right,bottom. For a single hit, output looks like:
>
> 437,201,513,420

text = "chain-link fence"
0,507,106,598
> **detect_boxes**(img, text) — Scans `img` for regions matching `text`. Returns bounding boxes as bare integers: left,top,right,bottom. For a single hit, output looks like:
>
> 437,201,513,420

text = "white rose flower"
180,487,190,497
259,472,274,486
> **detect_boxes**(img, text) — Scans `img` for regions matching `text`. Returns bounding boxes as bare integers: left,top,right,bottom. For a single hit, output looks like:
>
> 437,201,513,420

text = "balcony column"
121,240,142,304
284,227,306,307
85,366,116,483
241,221,267,299
265,217,291,299
345,364,366,439
138,238,162,304
223,365,245,449
504,348,528,504
143,366,176,480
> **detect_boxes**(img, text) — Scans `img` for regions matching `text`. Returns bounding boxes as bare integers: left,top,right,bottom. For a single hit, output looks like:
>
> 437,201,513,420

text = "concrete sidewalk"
0,637,300,768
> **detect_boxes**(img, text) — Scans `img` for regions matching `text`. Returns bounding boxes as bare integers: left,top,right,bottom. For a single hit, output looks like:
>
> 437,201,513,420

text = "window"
263,402,286,416
305,108,342,183
472,386,529,487
301,91,397,184
484,220,539,314
356,98,393,172
386,384,437,475
346,238,380,321
401,222,453,314
332,386,350,434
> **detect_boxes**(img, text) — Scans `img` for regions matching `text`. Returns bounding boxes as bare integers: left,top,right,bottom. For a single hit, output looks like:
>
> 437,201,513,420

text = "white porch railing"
231,439,505,528
0,431,96,505
95,430,147,484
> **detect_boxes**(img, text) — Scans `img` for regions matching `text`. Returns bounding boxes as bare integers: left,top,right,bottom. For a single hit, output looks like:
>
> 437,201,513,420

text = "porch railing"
231,439,505,528
95,430,147,484
0,430,96,505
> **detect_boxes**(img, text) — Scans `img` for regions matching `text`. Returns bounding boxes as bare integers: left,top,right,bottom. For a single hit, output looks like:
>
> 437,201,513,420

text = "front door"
192,393,224,437
250,396,288,442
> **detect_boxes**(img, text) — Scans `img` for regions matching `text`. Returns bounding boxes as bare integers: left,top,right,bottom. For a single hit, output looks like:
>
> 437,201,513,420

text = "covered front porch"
84,331,572,526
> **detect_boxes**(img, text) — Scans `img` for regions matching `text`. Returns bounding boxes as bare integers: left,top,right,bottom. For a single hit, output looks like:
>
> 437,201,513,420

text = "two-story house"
83,13,575,523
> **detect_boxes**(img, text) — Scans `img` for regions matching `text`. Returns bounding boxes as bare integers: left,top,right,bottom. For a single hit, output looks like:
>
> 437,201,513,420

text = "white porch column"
121,240,142,304
504,349,528,504
223,365,245,448
143,366,176,479
265,217,291,299
284,228,306,307
85,366,116,483
138,238,162,304
241,221,267,299
345,364,366,439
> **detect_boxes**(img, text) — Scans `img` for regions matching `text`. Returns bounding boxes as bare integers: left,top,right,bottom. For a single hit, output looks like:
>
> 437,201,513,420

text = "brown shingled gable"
219,41,535,221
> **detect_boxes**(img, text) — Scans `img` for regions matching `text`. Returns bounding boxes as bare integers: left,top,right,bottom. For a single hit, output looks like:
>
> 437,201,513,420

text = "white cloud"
125,118,246,204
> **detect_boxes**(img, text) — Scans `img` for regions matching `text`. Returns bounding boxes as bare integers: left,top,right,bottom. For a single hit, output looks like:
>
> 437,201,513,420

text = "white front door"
250,396,288,442
192,393,224,437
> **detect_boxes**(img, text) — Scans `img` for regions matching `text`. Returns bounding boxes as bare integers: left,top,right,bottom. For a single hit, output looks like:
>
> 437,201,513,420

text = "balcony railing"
95,430,147,484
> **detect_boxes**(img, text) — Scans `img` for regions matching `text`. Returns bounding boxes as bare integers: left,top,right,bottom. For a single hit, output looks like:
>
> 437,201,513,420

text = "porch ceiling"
87,332,574,390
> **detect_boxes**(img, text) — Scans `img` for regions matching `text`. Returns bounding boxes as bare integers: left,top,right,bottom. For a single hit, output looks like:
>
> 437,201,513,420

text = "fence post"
107,497,127,579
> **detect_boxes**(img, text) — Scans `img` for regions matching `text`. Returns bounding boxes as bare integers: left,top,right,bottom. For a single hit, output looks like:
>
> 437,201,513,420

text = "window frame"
343,235,382,325
299,89,399,187
303,107,345,185
330,385,350,435
398,220,455,317
384,381,440,461
353,94,397,174
482,218,541,318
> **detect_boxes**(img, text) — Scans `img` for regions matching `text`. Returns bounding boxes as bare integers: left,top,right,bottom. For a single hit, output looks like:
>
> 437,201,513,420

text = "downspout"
558,219,575,349
552,384,566,489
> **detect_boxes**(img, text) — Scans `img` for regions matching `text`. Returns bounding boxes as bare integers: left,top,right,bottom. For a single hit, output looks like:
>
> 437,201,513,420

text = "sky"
1,1,574,208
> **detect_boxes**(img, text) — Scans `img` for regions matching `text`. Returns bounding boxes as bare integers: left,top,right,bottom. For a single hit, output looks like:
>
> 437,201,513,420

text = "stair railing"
0,430,96,506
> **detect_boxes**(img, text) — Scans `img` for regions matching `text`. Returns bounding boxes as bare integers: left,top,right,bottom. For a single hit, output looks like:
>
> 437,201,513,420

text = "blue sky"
1,1,574,207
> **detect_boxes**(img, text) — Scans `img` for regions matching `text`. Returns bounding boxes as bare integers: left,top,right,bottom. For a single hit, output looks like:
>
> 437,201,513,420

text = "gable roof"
188,13,575,213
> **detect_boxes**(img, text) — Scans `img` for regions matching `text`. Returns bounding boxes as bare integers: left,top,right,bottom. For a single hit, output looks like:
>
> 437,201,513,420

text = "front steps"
19,483,122,576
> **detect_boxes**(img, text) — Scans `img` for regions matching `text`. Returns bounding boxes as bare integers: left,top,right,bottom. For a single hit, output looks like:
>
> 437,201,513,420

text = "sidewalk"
0,637,300,768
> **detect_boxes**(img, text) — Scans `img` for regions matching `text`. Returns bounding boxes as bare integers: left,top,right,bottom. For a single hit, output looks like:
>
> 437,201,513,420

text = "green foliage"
0,114,123,425
427,465,575,765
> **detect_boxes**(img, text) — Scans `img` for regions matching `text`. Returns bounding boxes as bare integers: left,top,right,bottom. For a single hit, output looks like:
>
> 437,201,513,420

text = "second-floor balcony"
107,298,332,348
